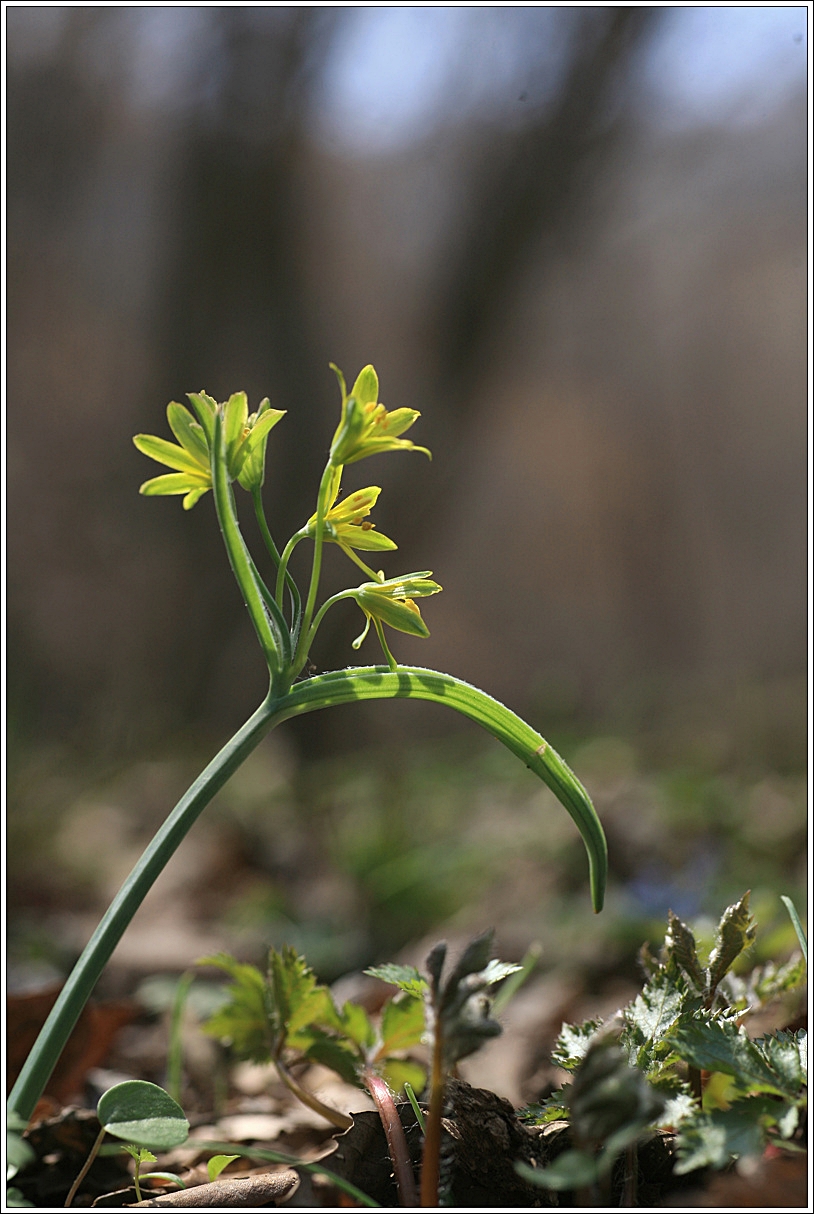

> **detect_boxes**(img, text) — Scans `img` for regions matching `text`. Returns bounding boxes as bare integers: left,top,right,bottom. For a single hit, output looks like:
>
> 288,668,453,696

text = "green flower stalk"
8,363,607,1125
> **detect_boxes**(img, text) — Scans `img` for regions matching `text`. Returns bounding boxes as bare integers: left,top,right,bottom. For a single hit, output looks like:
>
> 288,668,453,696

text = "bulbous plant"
8,364,607,1126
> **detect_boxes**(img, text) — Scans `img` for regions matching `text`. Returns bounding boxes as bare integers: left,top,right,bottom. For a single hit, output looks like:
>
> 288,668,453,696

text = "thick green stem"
7,694,279,1122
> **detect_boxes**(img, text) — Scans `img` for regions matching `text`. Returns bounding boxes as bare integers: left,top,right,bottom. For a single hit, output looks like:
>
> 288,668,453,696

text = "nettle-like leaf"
270,946,342,1039
706,891,756,995
724,954,807,1010
366,963,428,1000
198,954,273,1062
551,1019,604,1072
664,911,705,990
670,1013,796,1097
669,1097,786,1170
753,1029,807,1096
519,1090,570,1125
623,970,696,1065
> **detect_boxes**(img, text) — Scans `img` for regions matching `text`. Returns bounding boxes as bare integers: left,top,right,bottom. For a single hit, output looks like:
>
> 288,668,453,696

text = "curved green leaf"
266,666,607,912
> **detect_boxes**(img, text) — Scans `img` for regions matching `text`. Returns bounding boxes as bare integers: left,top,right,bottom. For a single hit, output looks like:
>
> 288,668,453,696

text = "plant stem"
252,486,301,629
293,463,336,675
364,1071,418,1208
274,1057,352,1132
8,693,279,1122
419,1029,446,1207
64,1126,105,1208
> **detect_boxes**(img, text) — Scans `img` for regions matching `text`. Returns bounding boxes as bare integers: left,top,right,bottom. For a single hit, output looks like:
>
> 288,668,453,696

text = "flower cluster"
134,365,440,670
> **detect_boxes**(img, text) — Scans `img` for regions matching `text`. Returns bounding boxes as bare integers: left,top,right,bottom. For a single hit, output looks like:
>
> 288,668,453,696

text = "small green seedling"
200,946,427,1205
120,1146,186,1204
64,1080,189,1208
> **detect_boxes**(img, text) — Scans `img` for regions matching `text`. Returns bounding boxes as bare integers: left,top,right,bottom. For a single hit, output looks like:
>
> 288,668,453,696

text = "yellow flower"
134,393,284,509
329,364,430,467
352,571,442,649
306,486,397,554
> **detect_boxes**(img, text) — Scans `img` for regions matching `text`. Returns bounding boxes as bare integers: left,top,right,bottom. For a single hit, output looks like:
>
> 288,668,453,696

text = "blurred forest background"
6,7,808,1004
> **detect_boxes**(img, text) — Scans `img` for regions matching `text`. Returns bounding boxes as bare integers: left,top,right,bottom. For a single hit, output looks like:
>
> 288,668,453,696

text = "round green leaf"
97,1081,189,1149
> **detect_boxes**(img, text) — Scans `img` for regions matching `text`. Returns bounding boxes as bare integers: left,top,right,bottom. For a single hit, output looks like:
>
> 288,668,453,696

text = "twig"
130,1170,299,1207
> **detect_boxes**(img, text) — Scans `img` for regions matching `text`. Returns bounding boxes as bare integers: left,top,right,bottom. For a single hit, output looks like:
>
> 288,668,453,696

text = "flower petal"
133,434,207,476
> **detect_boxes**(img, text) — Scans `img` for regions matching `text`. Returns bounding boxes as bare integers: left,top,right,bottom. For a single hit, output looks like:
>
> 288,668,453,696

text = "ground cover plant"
8,896,805,1207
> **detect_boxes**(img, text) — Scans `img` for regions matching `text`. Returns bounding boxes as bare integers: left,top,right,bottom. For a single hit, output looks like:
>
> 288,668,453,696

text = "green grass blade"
780,895,807,964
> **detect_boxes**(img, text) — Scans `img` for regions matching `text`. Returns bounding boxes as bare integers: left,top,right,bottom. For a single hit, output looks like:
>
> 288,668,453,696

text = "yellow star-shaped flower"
329,365,430,467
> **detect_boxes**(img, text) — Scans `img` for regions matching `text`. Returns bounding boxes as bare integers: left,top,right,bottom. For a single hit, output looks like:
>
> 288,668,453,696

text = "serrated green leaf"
674,1103,767,1174
97,1081,189,1150
198,954,272,1062
752,956,807,1003
519,1091,570,1124
551,1019,603,1071
365,963,427,1000
664,911,705,990
269,947,341,1038
671,1015,783,1094
624,970,691,1057
379,995,425,1056
753,1030,807,1095
707,892,756,993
